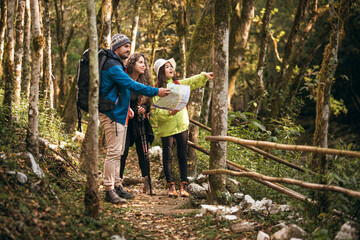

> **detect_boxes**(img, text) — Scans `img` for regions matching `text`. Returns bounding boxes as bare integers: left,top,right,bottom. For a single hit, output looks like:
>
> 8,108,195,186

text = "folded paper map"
153,84,190,111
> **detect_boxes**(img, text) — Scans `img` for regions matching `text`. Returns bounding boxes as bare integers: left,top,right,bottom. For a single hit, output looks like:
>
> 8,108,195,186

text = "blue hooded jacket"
100,50,159,125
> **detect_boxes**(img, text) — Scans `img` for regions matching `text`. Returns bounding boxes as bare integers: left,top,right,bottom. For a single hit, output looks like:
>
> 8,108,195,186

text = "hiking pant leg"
99,113,127,190
119,128,131,179
161,135,175,183
134,136,148,177
174,130,189,182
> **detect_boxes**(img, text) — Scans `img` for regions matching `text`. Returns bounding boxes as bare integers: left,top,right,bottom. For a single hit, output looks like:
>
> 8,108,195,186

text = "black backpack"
76,48,118,131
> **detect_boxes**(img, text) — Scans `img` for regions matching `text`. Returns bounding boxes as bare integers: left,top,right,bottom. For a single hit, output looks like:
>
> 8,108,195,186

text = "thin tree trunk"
186,0,215,177
54,0,74,109
130,0,141,54
202,80,213,125
43,0,54,109
113,7,121,33
54,0,65,107
84,0,100,218
287,23,331,105
21,0,31,98
14,0,26,106
27,0,44,158
209,0,231,204
0,0,7,77
228,0,254,111
252,0,273,114
312,0,351,173
79,1,112,168
176,0,187,79
270,0,309,118
99,0,112,49
2,0,16,122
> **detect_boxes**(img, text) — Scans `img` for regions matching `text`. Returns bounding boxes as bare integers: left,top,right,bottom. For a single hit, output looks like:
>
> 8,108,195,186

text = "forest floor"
0,134,259,240
99,147,255,240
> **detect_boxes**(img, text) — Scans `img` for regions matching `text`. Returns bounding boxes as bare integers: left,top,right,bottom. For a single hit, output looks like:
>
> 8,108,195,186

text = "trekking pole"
139,113,153,196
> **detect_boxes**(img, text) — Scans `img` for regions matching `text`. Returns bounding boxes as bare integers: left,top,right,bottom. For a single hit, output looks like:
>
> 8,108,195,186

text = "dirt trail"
108,148,206,239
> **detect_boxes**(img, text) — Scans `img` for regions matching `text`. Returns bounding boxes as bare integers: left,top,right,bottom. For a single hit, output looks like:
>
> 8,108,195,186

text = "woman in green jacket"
153,58,213,197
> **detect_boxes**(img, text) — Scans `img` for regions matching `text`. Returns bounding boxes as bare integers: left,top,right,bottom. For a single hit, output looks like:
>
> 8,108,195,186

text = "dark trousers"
161,130,188,183
120,130,148,179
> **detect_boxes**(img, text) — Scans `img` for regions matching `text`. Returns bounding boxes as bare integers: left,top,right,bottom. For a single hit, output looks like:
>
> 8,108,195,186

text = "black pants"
161,130,188,183
120,130,148,179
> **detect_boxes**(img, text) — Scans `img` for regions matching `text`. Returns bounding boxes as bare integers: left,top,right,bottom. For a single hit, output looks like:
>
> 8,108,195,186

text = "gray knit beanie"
111,33,131,51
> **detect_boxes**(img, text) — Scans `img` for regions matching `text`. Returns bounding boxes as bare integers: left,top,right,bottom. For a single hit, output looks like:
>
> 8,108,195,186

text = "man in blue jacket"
100,33,170,204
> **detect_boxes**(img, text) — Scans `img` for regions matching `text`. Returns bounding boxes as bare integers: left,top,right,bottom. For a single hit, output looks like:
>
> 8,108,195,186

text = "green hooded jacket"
153,72,208,138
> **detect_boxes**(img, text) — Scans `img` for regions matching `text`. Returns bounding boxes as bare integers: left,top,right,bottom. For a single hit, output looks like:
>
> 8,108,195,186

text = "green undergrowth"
195,111,360,238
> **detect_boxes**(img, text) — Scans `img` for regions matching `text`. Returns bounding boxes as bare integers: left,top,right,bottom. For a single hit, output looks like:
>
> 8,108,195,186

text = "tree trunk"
0,0,7,77
287,23,331,105
79,1,113,168
270,0,309,118
312,0,351,173
253,0,273,114
228,0,254,111
99,0,112,49
186,0,215,177
21,0,31,98
27,0,44,158
283,3,326,109
42,0,54,109
202,80,213,125
2,0,16,122
14,0,26,107
84,0,100,218
54,0,74,109
130,0,141,54
209,0,230,204
176,0,187,79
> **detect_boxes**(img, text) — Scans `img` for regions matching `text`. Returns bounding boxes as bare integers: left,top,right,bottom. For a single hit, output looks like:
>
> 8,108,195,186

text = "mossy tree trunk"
43,0,54,109
130,0,141,54
312,0,352,174
287,22,331,106
252,0,273,114
186,0,215,177
14,0,25,107
27,0,44,158
2,0,16,122
84,0,100,218
311,0,352,214
21,0,31,98
270,0,309,118
0,0,7,77
99,0,112,49
209,0,231,205
176,0,188,79
54,0,74,109
281,2,322,106
228,0,254,111
79,3,113,168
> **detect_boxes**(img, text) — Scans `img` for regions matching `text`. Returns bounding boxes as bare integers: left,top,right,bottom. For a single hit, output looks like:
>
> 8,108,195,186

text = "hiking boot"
180,181,189,197
104,189,127,204
142,176,156,195
115,185,135,199
167,182,178,198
